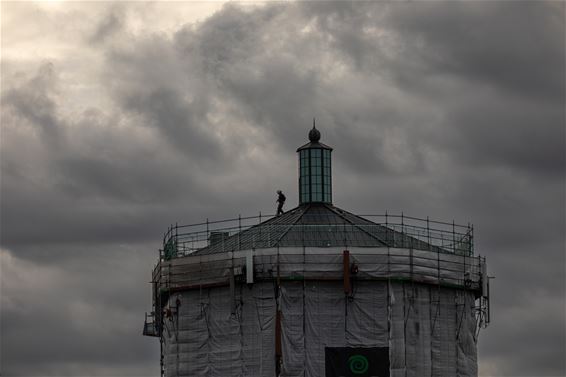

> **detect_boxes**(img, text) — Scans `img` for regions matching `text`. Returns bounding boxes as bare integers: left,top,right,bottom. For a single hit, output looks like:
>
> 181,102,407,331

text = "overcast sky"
1,1,564,376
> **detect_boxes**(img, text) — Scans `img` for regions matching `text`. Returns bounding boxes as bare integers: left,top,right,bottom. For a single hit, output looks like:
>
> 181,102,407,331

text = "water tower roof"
192,203,446,255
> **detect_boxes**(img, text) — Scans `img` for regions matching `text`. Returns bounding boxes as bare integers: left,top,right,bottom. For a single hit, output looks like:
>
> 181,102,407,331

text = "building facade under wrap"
143,126,491,377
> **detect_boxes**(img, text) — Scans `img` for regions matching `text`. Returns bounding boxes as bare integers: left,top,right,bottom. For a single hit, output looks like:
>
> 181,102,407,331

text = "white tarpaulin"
163,280,478,377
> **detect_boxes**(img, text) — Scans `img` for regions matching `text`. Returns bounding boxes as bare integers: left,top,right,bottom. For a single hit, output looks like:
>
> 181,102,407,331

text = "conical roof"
193,203,443,255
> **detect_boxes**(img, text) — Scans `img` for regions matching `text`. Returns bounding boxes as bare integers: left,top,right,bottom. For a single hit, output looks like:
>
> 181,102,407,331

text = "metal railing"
159,212,473,260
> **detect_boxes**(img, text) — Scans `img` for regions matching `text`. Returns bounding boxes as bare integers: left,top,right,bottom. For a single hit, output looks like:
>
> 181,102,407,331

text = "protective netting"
154,247,483,294
162,280,478,376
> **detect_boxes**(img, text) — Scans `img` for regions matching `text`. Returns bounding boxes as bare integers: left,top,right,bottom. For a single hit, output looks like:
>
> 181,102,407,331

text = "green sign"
325,347,389,377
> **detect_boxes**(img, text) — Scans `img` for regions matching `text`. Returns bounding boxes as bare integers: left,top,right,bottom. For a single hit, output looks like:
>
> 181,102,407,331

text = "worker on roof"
276,190,286,216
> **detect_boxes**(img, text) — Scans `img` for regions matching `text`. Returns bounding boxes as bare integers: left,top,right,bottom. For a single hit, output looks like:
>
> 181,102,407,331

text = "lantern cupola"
296,120,333,204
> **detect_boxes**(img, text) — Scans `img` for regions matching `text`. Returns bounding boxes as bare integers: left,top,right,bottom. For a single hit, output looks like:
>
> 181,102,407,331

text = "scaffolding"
144,211,490,377
159,212,474,259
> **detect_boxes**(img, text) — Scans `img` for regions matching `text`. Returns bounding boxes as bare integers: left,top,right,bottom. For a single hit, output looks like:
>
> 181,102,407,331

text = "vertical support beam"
308,149,312,203
481,259,488,297
487,274,491,324
452,220,456,254
275,309,282,375
259,211,262,247
229,267,236,314
426,216,430,251
206,218,209,246
409,248,414,280
321,146,325,201
246,249,254,284
471,224,475,256
175,296,180,372
385,210,389,245
343,250,351,295
175,222,178,256
401,212,405,248
275,245,282,375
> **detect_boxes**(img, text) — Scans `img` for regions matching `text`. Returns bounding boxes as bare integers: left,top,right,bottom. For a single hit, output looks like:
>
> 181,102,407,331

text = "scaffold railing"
159,212,474,260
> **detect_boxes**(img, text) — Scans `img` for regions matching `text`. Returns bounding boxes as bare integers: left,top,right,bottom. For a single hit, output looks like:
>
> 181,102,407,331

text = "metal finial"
308,120,321,142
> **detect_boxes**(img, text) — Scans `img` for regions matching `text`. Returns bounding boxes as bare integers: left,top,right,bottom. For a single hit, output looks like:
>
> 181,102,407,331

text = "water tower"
143,125,490,377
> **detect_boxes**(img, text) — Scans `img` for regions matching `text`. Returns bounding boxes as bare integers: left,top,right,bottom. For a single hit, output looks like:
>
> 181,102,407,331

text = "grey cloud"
174,3,319,152
481,293,565,376
382,2,564,101
120,87,223,164
220,60,320,146
2,62,64,148
298,2,389,71
1,2,564,376
89,7,124,44
183,3,274,77
444,96,565,178
1,246,160,376
102,34,233,168
373,2,566,180
171,2,424,175
0,66,212,249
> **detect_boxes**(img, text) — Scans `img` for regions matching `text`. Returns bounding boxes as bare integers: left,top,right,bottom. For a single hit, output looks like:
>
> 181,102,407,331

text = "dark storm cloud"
296,1,565,178
171,3,424,174
445,96,565,177
381,2,564,101
373,1,566,179
121,87,223,163
173,3,322,153
1,244,159,376
102,33,234,168
1,1,564,376
0,64,217,249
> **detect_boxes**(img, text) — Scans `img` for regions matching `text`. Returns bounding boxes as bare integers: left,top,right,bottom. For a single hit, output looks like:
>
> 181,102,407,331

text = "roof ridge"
322,203,389,246
272,204,311,246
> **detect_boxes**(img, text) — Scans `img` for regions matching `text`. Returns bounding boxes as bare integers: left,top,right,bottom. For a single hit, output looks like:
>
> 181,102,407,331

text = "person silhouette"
276,190,286,216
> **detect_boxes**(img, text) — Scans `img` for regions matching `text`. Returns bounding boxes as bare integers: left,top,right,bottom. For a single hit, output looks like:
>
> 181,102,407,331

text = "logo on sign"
348,355,369,374
325,347,389,377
